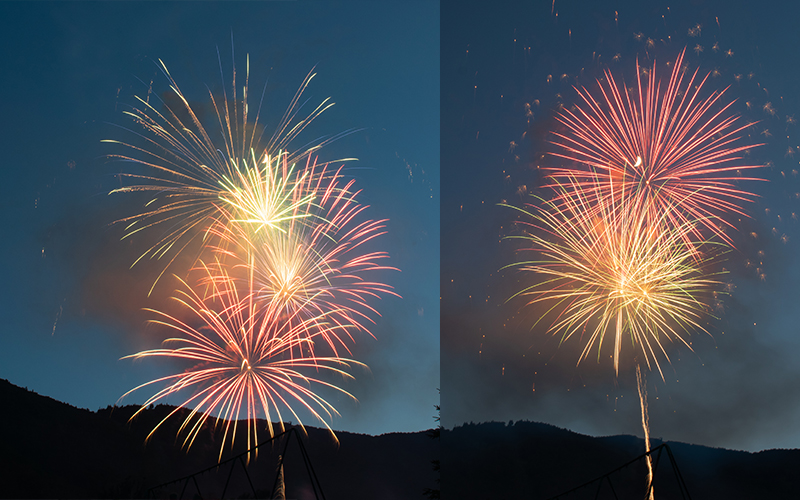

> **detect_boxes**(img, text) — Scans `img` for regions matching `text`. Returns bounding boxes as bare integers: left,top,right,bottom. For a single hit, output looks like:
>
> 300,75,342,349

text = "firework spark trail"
121,266,363,460
548,48,764,246
104,52,355,293
200,159,399,357
637,364,654,500
504,174,724,379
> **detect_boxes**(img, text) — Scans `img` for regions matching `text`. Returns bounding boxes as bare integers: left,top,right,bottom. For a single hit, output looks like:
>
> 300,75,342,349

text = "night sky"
442,0,800,452
0,1,439,437
7,0,800,461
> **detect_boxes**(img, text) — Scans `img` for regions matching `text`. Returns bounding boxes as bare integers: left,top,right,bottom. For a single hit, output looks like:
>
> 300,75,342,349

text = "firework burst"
201,159,399,357
505,174,725,379
504,173,726,495
121,266,362,460
114,47,398,458
548,48,764,245
104,51,354,292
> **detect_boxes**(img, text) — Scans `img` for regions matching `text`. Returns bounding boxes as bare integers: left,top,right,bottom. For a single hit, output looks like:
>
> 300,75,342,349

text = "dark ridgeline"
0,379,438,499
443,420,797,499
6,375,798,499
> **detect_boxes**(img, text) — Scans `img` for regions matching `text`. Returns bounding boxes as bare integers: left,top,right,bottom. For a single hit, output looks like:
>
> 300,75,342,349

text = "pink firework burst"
548,48,764,245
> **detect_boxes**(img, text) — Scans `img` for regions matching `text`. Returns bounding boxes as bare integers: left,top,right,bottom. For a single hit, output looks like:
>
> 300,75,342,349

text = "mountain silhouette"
442,420,799,499
0,379,438,499
7,377,796,499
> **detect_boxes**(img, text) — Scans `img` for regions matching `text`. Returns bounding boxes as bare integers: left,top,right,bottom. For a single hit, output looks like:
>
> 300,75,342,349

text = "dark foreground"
443,420,797,499
6,377,796,499
0,379,438,499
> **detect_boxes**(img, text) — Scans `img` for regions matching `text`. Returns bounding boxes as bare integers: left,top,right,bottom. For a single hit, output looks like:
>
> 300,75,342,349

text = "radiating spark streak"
121,269,363,461
201,180,399,357
105,53,356,292
548,48,764,246
503,174,724,379
218,151,317,234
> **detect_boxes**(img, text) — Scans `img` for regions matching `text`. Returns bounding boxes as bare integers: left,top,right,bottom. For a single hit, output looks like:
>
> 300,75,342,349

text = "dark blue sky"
442,0,800,452
0,1,439,436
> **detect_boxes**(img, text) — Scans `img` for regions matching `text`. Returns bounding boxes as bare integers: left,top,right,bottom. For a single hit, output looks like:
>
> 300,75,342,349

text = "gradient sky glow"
0,1,439,436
